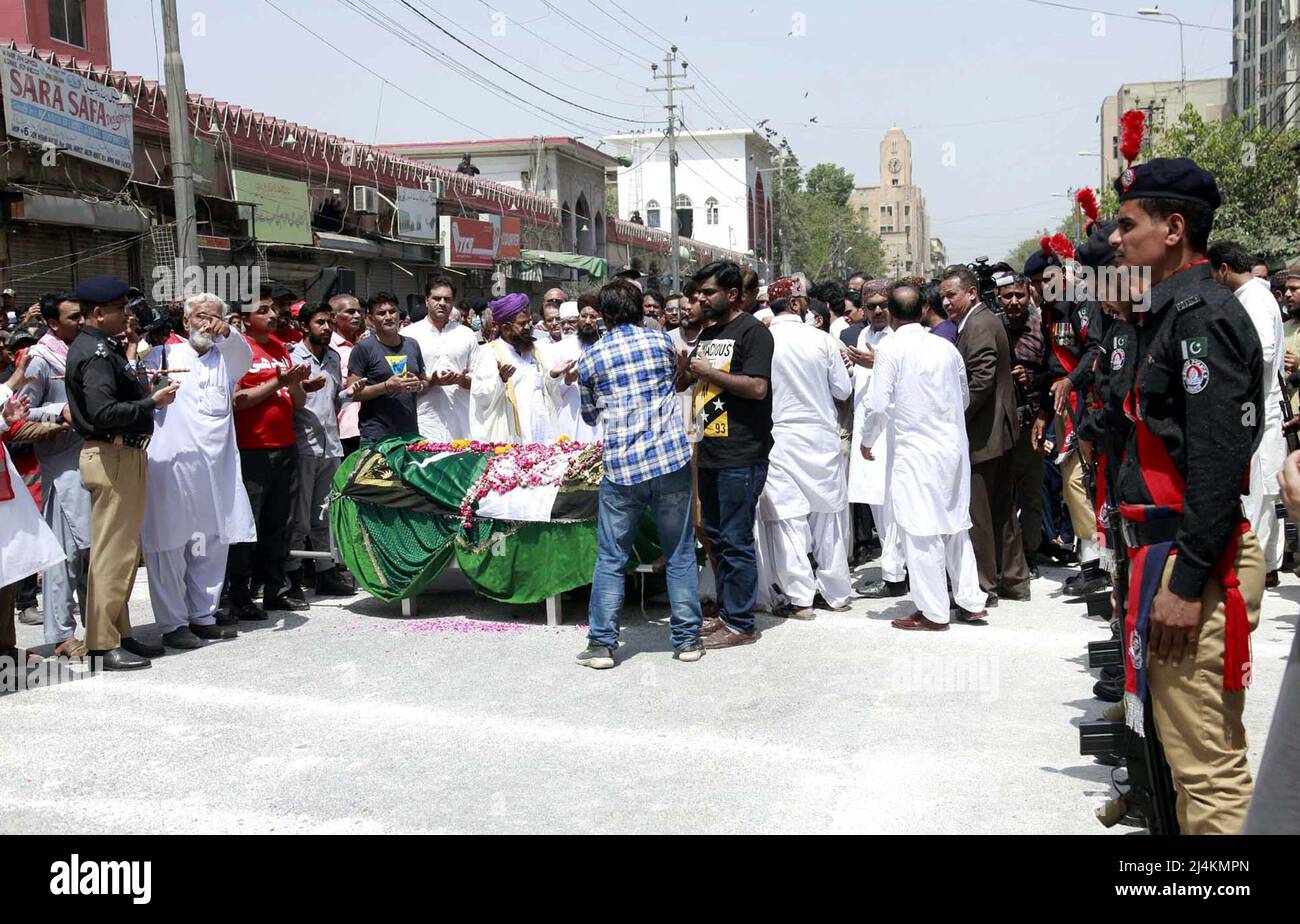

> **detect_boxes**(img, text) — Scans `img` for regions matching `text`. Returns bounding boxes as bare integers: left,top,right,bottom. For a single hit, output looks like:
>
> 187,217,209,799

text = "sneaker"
576,645,615,669
18,606,42,626
673,643,705,662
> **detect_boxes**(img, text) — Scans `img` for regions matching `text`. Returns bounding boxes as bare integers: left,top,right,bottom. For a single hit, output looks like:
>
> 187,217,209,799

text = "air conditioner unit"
353,185,380,214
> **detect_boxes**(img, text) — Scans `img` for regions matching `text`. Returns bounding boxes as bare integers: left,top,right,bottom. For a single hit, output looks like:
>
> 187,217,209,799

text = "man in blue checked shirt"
573,280,703,668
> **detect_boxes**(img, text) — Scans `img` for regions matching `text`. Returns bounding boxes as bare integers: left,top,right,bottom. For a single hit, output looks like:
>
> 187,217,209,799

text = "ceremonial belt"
1118,414,1252,739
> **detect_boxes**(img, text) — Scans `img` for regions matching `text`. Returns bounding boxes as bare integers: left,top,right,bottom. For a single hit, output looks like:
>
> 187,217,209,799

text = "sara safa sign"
1,48,134,172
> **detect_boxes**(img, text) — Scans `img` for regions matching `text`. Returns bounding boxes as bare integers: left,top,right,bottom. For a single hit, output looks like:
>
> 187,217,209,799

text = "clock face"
887,158,902,175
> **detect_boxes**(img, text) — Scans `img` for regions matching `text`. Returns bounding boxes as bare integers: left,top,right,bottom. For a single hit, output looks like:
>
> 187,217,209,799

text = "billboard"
496,216,522,261
1,47,134,172
396,186,438,242
440,216,497,269
231,169,313,246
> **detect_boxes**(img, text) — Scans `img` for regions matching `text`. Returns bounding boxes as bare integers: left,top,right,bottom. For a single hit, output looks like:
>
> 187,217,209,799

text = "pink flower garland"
405,439,603,528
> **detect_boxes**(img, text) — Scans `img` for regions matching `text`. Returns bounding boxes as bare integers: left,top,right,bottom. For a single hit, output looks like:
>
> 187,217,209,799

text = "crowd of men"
2,153,1300,834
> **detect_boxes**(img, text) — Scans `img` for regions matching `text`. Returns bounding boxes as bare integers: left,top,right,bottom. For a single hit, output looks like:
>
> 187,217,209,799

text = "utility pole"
649,48,692,292
161,0,199,285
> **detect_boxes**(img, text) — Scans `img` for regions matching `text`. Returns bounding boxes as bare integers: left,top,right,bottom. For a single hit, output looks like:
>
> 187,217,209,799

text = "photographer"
64,276,180,671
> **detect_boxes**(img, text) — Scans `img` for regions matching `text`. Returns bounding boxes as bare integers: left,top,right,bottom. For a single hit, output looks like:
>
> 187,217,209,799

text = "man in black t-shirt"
683,260,775,649
346,293,427,446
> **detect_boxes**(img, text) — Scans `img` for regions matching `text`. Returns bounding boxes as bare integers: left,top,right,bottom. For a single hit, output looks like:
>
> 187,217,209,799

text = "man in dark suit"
940,265,1031,604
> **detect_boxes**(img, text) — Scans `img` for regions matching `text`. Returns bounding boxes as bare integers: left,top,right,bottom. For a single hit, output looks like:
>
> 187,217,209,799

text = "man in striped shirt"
573,281,701,668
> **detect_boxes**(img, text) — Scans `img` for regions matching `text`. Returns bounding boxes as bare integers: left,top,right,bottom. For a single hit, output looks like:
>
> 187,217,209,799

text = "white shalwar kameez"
1236,277,1287,572
469,339,559,444
538,335,600,443
406,317,478,441
0,385,65,590
141,334,257,631
859,323,984,624
849,324,905,582
756,314,854,610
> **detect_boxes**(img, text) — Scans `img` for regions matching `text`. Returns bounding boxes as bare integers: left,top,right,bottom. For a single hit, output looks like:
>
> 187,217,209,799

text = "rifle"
1279,370,1300,455
1078,502,1180,833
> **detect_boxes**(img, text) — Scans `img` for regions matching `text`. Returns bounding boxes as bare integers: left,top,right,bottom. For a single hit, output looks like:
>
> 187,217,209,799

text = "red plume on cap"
1076,187,1100,232
1041,233,1075,262
1119,109,1146,165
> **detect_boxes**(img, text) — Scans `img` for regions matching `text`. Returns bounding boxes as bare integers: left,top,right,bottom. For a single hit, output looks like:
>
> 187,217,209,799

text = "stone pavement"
1,561,1294,834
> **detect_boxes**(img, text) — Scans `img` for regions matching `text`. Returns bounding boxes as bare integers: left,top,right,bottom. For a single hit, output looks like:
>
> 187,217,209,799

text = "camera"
125,287,164,333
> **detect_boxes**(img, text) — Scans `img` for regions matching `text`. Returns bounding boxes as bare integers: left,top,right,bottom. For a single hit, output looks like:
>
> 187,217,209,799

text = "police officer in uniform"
1108,158,1266,834
1027,246,1109,597
64,277,180,670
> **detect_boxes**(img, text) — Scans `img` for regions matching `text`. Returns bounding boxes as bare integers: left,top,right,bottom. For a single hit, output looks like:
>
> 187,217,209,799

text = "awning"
520,249,606,278
315,231,382,257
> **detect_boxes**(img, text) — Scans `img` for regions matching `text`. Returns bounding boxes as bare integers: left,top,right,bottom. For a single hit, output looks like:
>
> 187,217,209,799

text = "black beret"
1023,249,1053,278
1113,157,1221,210
1076,220,1118,269
73,275,130,305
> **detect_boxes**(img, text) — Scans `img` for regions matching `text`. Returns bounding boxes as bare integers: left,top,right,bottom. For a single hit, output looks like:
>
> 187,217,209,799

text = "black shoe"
190,622,237,640
161,626,206,650
315,567,355,597
284,573,308,604
1038,540,1077,565
985,592,999,608
91,647,151,671
1065,561,1110,597
213,609,238,627
264,595,309,612
232,603,269,622
856,578,907,598
120,637,165,659
1093,678,1124,703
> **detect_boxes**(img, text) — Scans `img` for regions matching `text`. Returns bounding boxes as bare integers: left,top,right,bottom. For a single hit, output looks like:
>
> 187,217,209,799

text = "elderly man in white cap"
141,293,255,648
540,300,599,442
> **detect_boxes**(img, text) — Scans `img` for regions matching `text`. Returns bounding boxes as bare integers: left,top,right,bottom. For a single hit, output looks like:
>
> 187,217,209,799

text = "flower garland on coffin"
405,436,603,527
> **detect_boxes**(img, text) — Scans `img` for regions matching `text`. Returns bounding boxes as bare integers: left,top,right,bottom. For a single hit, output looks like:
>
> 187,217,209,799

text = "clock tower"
880,126,912,187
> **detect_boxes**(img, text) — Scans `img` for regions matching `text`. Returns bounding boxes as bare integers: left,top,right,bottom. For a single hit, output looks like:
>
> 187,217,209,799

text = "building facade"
1097,79,1231,189
604,128,774,279
0,0,111,67
1232,0,1299,129
848,127,931,278
379,137,618,260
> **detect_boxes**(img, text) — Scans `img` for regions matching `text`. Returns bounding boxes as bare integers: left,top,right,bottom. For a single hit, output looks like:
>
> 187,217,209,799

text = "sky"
105,0,1238,263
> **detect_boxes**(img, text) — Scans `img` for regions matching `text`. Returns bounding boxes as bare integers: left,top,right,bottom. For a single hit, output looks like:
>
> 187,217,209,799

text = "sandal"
53,637,88,659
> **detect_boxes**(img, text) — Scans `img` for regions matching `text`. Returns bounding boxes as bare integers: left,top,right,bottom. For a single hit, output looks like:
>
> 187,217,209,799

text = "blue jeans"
698,462,768,633
587,464,702,651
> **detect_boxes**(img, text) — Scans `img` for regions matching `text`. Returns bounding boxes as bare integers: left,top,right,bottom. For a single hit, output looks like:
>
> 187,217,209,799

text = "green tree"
1151,106,1300,263
803,163,856,207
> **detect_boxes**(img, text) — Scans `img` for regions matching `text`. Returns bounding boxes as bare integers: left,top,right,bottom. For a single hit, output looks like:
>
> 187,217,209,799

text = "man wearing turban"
469,293,561,443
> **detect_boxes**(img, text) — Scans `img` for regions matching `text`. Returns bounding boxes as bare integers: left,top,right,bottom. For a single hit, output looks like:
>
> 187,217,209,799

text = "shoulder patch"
1174,294,1205,313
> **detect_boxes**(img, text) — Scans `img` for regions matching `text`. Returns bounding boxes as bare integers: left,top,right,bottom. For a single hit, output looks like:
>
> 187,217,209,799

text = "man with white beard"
1209,241,1287,585
141,294,256,648
858,282,987,630
541,301,599,442
755,286,853,618
848,279,907,598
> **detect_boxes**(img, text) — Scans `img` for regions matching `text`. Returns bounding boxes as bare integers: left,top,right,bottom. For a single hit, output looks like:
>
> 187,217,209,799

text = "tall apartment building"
1232,0,1299,129
1097,79,1230,189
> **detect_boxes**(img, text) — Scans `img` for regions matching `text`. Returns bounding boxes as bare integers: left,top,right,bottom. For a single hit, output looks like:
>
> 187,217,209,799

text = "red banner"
496,216,522,261
441,216,497,269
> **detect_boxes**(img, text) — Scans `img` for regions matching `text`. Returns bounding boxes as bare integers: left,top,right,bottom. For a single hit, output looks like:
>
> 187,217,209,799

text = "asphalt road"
2,561,1294,834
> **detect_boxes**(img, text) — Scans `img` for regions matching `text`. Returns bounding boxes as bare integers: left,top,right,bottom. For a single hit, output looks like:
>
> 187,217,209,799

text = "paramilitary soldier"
64,277,180,671
1108,157,1266,834
1027,241,1109,597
